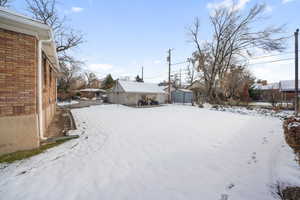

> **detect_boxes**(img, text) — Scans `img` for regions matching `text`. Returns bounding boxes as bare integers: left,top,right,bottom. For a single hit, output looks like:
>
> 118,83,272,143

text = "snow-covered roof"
253,83,279,90
178,89,193,93
116,80,165,94
279,80,300,92
80,88,106,92
0,7,59,71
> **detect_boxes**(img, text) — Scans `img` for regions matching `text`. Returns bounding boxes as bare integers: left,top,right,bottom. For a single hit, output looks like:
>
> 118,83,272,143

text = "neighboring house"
163,85,176,93
70,78,86,90
171,89,193,104
80,88,106,99
90,79,102,88
0,8,59,155
279,80,300,102
109,80,167,105
187,80,206,103
252,80,300,103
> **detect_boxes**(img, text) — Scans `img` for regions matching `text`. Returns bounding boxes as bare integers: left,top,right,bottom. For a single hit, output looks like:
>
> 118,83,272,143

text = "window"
49,68,52,87
42,55,47,88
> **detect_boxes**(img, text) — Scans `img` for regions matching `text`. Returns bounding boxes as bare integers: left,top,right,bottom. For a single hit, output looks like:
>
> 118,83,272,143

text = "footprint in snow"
220,194,229,200
227,183,235,190
262,137,268,144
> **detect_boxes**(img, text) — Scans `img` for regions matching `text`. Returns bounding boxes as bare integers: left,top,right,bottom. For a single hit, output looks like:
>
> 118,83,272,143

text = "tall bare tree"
26,0,84,56
186,57,196,86
58,55,83,91
188,3,286,102
84,72,97,88
222,65,254,100
26,0,84,93
0,0,11,7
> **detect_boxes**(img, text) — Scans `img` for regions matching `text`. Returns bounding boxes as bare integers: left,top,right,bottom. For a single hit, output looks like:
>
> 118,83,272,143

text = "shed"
171,89,193,104
108,80,167,105
80,88,106,99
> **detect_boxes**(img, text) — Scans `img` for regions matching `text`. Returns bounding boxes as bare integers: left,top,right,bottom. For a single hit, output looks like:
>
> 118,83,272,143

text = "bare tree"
263,87,281,107
58,55,83,91
188,3,286,103
84,72,97,88
186,57,196,86
223,65,254,100
0,0,11,7
26,0,84,55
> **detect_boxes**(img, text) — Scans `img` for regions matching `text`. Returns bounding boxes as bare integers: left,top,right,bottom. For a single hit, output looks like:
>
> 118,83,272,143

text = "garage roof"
116,80,166,94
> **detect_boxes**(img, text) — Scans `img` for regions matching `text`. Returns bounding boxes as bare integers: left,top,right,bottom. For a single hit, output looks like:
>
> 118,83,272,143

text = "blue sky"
10,0,300,83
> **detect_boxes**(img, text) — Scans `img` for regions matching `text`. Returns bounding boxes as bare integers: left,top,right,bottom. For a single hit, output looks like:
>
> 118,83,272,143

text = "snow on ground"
210,105,294,120
249,102,273,107
57,100,79,106
1,105,300,200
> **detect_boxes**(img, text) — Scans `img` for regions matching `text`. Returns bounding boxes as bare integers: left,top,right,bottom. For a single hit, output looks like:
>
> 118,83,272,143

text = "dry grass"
0,138,72,164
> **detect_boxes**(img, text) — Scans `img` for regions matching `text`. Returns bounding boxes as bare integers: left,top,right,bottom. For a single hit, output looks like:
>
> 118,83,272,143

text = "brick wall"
42,57,57,108
0,28,37,117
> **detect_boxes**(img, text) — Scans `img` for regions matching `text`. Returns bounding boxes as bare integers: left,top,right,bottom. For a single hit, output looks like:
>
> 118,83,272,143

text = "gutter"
37,39,52,140
37,29,59,141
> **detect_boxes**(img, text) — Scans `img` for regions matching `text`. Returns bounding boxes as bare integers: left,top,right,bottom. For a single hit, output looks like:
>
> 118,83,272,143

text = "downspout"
37,39,52,140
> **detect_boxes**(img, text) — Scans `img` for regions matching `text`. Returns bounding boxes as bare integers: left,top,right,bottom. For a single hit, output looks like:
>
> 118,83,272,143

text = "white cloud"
71,7,84,13
207,0,251,12
265,5,273,13
89,64,113,72
282,0,295,4
153,60,162,65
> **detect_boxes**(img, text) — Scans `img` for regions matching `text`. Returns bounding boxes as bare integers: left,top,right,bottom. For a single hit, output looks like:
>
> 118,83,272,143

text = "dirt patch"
282,187,300,200
44,107,75,138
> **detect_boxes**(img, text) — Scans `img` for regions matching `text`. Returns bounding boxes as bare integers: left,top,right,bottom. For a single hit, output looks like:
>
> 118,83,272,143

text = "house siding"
0,28,37,117
0,28,39,155
0,28,57,155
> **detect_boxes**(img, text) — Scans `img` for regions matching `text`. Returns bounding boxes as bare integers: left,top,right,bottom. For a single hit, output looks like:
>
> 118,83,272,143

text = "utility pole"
179,68,182,88
167,49,172,103
141,66,144,81
295,29,299,116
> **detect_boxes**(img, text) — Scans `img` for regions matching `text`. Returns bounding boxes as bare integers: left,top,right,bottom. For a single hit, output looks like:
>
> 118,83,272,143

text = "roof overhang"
0,7,59,71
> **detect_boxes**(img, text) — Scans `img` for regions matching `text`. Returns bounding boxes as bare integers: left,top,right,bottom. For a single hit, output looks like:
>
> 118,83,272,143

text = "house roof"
279,80,300,92
253,82,279,90
117,80,166,94
0,7,59,71
177,89,193,93
80,88,106,93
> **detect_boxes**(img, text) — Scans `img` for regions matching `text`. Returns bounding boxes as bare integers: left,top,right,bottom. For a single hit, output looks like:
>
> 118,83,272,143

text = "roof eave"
0,7,59,71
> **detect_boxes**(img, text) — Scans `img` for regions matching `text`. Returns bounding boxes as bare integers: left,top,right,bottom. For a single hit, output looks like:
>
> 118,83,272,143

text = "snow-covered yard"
1,105,300,200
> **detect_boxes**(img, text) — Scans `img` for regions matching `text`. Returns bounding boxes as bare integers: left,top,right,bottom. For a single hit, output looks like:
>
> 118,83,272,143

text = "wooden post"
295,29,299,116
167,49,172,103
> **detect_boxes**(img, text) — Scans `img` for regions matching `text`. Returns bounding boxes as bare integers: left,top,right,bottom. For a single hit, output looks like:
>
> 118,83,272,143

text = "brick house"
0,7,59,155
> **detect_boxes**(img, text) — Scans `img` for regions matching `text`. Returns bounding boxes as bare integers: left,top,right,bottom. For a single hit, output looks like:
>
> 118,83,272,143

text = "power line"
247,58,294,65
171,61,189,66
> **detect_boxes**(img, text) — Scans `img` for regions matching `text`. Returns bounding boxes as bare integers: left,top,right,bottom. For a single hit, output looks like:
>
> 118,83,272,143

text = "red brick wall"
42,57,57,109
0,28,37,117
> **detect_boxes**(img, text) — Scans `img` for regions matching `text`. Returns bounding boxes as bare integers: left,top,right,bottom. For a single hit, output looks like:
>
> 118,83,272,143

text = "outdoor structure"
69,78,86,90
279,80,300,102
188,80,206,103
253,80,300,103
171,89,193,104
109,80,167,105
80,88,106,99
0,8,59,155
89,79,102,88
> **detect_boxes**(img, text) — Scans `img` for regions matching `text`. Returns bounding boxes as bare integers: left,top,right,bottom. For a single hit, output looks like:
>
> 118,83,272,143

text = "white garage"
108,80,167,105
